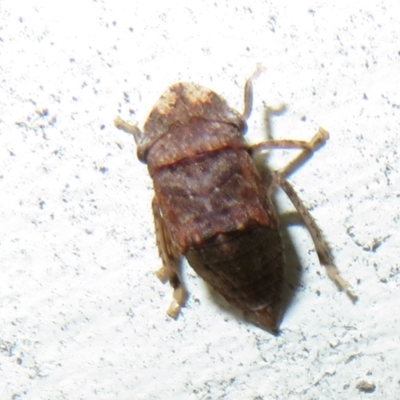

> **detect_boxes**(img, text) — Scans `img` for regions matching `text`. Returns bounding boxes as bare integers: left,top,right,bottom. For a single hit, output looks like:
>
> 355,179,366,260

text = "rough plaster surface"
1,0,399,399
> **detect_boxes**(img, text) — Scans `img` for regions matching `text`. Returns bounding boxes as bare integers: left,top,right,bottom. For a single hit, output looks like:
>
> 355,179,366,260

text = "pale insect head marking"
182,83,213,105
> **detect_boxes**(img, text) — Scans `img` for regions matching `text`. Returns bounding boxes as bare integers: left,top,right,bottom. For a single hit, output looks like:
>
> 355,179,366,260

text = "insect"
115,67,355,333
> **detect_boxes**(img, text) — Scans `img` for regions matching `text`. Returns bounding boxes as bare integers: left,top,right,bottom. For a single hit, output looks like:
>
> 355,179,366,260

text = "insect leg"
249,127,329,169
274,174,356,300
152,198,188,318
277,127,329,178
271,130,357,300
114,116,143,145
242,64,265,120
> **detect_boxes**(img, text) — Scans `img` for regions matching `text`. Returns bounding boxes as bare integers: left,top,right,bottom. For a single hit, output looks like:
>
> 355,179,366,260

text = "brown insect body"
140,83,283,330
115,71,355,333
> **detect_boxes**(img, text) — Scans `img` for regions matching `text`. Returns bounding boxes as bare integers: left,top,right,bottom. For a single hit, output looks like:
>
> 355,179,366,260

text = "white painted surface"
1,0,399,398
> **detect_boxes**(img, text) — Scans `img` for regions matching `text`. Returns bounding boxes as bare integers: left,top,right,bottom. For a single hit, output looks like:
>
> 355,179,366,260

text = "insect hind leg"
272,129,357,300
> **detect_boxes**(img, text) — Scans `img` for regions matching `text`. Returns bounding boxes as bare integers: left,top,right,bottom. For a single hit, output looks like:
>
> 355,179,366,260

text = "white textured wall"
1,1,399,399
